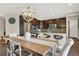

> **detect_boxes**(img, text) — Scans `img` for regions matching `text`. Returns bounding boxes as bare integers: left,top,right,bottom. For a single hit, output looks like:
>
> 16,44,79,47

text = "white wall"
66,12,79,38
0,17,4,36
70,18,78,37
5,13,19,35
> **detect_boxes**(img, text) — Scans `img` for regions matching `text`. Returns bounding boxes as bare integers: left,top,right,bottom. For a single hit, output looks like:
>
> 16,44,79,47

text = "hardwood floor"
0,37,79,56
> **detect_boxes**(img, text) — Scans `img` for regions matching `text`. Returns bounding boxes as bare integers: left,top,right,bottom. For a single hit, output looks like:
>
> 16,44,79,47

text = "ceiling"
0,3,79,20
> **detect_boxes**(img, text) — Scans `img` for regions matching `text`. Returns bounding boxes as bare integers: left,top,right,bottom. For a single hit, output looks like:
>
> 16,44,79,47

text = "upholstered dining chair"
12,42,21,56
60,38,74,56
54,35,63,53
7,39,32,56
7,39,21,56
7,39,13,56
53,38,74,56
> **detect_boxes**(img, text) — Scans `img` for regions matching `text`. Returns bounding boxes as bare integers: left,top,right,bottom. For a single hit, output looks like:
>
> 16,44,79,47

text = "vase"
25,32,31,41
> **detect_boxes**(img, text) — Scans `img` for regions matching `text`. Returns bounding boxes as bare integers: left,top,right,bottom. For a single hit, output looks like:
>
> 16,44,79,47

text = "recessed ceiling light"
68,3,72,6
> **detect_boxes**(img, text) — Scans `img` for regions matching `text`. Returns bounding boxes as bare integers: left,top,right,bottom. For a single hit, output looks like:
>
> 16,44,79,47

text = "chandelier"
22,6,35,23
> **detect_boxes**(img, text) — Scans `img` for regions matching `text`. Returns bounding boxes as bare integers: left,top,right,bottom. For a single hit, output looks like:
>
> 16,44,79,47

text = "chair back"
7,39,21,56
7,39,12,56
60,38,74,56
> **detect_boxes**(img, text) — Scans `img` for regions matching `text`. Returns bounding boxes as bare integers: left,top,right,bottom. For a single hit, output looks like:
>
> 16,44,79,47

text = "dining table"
3,36,52,56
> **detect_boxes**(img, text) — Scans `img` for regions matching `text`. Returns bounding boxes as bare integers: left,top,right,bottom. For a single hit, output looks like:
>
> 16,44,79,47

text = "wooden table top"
3,36,50,56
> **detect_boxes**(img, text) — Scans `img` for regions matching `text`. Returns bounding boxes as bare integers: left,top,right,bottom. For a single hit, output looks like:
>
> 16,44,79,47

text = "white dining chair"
7,39,32,56
55,38,74,56
6,39,21,56
7,39,13,56
60,38,74,56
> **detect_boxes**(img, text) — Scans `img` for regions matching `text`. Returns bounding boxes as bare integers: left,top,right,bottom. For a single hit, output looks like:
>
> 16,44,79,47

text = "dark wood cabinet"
56,18,66,28
30,17,66,33
19,15,66,35
31,18,40,26
40,18,66,29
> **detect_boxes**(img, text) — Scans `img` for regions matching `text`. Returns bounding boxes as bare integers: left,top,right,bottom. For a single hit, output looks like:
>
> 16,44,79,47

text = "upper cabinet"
30,17,66,33
56,18,66,28
31,18,40,26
